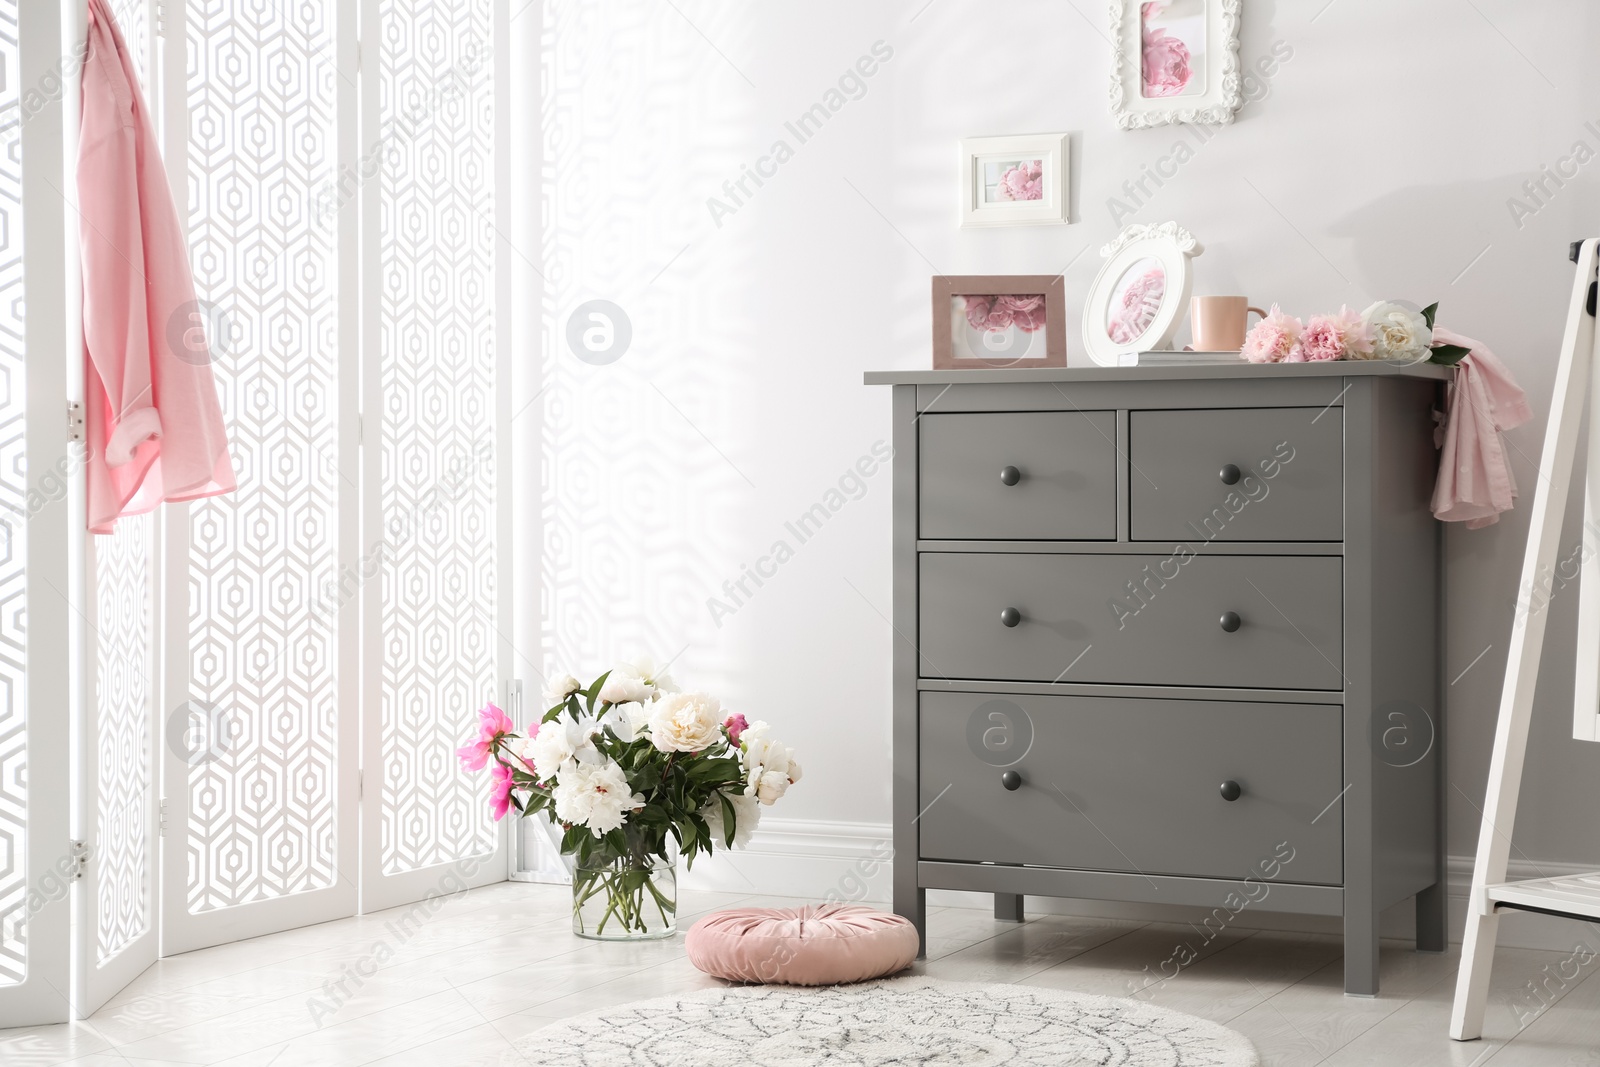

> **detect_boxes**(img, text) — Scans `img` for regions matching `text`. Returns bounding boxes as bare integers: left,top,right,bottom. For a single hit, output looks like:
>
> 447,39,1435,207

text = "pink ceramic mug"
1191,296,1267,352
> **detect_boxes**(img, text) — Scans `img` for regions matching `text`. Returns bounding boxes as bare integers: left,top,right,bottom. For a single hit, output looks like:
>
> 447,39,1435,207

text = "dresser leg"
1415,882,1446,953
1344,910,1380,996
994,893,1025,923
897,886,927,958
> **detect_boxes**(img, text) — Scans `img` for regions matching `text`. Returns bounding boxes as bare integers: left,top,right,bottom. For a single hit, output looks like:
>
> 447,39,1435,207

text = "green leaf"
1421,302,1438,330
584,672,610,714
1429,343,1471,366
718,792,737,848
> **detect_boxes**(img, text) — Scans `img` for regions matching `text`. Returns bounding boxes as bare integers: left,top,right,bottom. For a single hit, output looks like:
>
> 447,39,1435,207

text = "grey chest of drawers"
865,362,1453,996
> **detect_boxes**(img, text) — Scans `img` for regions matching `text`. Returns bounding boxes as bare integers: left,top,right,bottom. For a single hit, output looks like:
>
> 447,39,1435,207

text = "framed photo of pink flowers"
958,134,1070,228
1111,0,1242,130
932,275,1067,370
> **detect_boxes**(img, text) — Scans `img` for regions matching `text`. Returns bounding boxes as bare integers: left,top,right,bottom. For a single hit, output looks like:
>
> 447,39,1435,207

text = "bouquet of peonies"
1241,300,1472,366
458,657,800,938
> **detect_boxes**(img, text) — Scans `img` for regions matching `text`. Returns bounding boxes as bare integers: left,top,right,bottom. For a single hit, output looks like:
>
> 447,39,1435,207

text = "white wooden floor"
1,882,1596,1066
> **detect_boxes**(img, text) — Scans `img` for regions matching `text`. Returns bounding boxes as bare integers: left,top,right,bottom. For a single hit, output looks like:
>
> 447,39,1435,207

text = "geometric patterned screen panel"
94,516,152,963
0,0,24,987
377,0,498,874
183,0,341,912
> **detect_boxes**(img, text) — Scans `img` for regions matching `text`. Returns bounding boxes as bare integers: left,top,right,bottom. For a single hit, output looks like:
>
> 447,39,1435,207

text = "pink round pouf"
685,903,920,986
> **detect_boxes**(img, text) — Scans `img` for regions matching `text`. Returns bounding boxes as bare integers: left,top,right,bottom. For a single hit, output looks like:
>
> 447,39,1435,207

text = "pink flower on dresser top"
724,713,749,746
1291,305,1373,362
997,161,1043,201
1141,3,1192,98
1107,267,1166,345
1240,304,1304,363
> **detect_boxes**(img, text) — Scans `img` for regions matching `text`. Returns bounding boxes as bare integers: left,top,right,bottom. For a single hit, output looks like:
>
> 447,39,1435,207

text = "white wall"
534,0,1600,912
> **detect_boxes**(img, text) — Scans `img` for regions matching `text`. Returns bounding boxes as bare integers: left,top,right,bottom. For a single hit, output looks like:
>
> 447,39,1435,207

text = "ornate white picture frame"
1110,0,1242,130
1082,221,1204,367
958,134,1070,228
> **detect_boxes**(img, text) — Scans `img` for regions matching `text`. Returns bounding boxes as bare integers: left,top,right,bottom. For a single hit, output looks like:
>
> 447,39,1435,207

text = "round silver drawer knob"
1001,770,1023,791
1219,611,1242,633
1000,607,1022,628
1219,780,1243,802
1000,465,1022,486
1219,463,1242,485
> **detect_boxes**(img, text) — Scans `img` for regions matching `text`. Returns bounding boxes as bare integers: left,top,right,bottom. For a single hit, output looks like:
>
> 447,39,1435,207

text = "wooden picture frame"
932,275,1067,370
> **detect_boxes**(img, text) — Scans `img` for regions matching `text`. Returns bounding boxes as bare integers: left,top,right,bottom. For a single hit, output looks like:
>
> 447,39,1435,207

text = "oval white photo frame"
1081,221,1204,367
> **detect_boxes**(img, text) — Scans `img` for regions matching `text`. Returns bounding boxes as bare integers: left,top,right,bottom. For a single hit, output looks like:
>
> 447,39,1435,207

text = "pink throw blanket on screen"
79,0,234,534
1431,327,1531,528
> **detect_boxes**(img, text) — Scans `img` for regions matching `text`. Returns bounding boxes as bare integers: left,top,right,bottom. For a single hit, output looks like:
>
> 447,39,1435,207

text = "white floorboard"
0,883,1594,1066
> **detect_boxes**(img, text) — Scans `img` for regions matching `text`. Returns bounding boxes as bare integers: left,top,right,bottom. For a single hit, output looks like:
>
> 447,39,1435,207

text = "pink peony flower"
489,760,516,821
1240,305,1304,364
983,305,1015,331
963,296,993,332
1141,4,1192,98
1107,268,1165,345
995,294,1047,332
724,713,749,745
997,161,1043,202
457,702,516,771
1293,306,1371,362
1329,304,1374,358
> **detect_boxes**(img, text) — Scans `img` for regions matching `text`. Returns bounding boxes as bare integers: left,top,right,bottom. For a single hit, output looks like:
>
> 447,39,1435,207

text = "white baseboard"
677,818,894,902
677,818,1600,952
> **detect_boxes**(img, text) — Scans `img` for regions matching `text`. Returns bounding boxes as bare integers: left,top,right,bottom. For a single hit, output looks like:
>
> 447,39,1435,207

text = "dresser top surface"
863,362,1455,386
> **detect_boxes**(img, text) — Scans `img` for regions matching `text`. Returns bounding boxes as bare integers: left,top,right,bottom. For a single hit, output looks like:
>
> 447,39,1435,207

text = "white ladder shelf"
1451,236,1600,1040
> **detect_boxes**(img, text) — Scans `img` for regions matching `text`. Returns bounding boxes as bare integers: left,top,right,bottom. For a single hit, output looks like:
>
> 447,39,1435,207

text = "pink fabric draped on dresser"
1431,326,1531,529
80,0,233,534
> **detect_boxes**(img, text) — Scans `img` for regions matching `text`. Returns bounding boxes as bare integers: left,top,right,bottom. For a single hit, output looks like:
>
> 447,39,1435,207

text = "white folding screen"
359,0,509,911
0,0,511,1023
156,0,361,956
71,0,161,1018
0,0,77,1029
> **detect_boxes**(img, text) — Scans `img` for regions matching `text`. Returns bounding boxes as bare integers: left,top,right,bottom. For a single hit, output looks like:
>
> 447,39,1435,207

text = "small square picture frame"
958,134,1070,228
932,275,1067,370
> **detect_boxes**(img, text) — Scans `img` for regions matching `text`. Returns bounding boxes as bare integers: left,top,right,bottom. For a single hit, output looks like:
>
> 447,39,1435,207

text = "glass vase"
571,850,677,941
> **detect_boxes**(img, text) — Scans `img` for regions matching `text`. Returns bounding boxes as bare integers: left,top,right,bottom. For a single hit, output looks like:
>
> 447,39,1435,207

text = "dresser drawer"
919,411,1117,540
1129,407,1343,542
919,552,1343,689
918,692,1343,884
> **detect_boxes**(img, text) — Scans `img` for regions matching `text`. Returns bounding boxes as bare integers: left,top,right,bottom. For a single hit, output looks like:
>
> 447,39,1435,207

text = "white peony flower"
528,716,601,780
620,655,680,696
551,759,645,838
603,700,652,744
755,769,792,805
542,674,582,705
597,669,654,706
1360,301,1432,364
700,790,761,849
648,691,724,753
739,722,800,806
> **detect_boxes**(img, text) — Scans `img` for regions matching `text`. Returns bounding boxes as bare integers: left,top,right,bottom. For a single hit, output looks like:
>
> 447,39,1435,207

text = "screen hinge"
67,401,85,443
70,840,90,880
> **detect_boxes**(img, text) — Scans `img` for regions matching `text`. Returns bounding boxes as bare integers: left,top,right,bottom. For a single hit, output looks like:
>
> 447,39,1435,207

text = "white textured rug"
515,976,1259,1066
